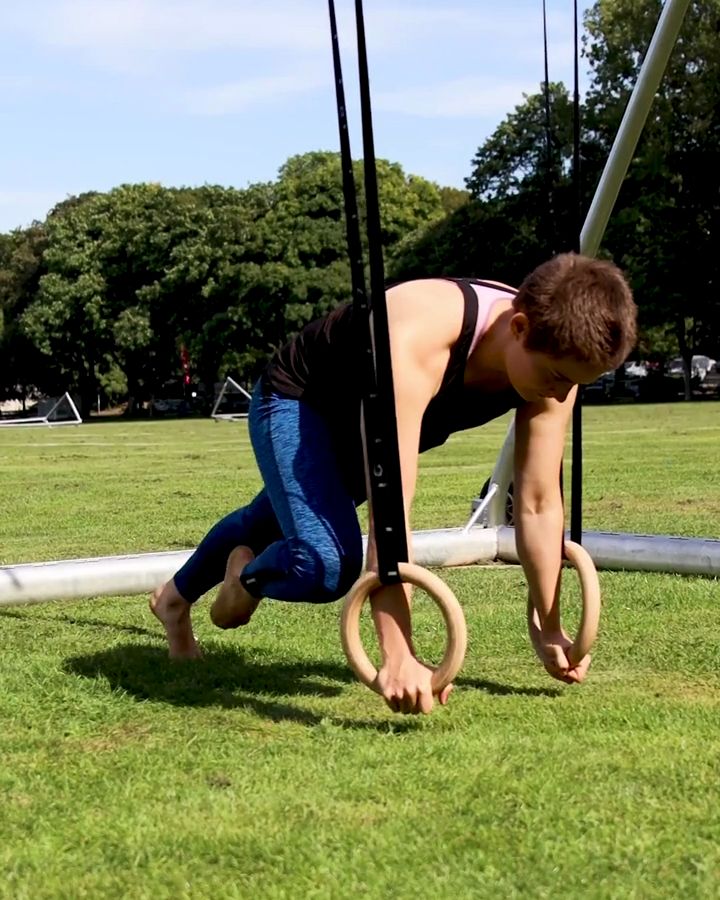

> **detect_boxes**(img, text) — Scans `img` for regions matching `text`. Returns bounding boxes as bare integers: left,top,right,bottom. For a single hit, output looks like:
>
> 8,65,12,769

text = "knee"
285,538,362,604
331,551,363,601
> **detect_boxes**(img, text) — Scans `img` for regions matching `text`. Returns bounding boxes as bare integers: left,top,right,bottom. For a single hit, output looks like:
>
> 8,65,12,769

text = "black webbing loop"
570,0,583,544
542,0,583,544
327,2,369,320
541,0,556,256
327,0,408,583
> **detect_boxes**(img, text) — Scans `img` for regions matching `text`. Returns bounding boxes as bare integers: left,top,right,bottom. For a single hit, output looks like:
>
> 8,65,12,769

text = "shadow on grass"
63,643,421,733
456,676,561,698
0,608,156,639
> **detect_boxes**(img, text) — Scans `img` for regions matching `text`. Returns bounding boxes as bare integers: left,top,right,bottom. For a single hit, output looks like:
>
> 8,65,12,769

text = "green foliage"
466,84,571,202
636,323,679,360
391,82,587,282
438,185,470,215
96,360,128,405
0,224,49,398
2,153,445,408
585,0,720,366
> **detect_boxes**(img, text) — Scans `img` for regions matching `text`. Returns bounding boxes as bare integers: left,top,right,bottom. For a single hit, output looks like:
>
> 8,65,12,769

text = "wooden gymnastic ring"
340,562,467,694
562,540,601,665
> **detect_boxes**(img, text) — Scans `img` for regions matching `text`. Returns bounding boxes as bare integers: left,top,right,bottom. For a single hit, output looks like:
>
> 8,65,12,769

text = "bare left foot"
150,579,202,659
210,546,261,629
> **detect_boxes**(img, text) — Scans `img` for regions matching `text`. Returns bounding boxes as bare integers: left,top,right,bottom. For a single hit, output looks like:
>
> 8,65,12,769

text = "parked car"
699,361,720,395
151,380,208,417
667,355,716,381
625,360,648,378
584,368,642,403
583,372,614,402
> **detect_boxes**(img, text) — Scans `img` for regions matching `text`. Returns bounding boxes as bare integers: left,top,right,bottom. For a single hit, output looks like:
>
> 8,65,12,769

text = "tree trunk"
676,323,693,402
682,359,692,401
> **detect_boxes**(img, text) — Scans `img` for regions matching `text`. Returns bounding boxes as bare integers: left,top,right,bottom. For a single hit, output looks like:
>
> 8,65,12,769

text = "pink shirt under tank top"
467,283,513,358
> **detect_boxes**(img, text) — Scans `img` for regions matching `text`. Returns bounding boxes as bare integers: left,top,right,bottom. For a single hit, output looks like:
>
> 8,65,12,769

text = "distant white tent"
211,377,252,421
0,392,82,428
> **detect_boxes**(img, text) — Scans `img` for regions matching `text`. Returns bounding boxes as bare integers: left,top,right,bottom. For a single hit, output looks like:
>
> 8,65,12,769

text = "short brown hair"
514,253,637,368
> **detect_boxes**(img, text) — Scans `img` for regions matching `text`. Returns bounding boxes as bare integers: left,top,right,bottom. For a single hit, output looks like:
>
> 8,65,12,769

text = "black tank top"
263,279,523,500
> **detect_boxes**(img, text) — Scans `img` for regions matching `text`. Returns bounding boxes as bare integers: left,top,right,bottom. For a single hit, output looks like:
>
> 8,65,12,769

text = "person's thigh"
242,385,362,601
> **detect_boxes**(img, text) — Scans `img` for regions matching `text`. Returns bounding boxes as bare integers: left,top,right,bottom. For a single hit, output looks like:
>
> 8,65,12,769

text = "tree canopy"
1,154,446,411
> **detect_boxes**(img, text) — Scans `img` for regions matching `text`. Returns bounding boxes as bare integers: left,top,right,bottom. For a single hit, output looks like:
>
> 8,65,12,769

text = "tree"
0,224,49,402
585,0,720,397
196,152,447,387
466,82,586,257
390,83,586,283
19,184,266,411
13,153,448,411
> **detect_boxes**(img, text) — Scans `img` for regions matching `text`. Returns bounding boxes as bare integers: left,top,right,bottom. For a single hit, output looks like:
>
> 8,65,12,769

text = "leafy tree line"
1,0,718,412
0,154,449,414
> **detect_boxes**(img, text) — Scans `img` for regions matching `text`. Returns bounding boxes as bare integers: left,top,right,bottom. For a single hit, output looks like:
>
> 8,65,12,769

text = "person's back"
262,277,525,497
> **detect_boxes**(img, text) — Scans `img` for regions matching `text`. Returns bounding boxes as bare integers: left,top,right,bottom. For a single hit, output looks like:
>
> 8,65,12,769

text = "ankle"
154,580,189,608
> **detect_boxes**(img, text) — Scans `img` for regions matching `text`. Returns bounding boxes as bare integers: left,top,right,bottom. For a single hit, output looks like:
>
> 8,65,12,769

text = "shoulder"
384,279,466,397
388,277,465,300
386,279,466,343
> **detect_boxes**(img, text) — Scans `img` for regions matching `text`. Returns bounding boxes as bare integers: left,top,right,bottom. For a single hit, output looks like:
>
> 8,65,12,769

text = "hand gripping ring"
560,540,601,665
340,562,467,694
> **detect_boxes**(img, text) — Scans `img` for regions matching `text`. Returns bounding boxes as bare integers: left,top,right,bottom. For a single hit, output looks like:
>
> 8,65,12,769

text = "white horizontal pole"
0,417,47,426
0,550,193,606
496,527,720,577
0,529,499,607
2,526,719,607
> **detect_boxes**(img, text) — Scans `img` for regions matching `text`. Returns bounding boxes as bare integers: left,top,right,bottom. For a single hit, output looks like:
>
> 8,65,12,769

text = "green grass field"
0,403,718,899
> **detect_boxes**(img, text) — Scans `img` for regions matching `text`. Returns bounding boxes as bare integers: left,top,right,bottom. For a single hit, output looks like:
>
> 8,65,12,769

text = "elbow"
514,485,564,520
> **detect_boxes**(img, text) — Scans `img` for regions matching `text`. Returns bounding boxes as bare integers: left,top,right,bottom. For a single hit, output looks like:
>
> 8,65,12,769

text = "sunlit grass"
0,402,718,898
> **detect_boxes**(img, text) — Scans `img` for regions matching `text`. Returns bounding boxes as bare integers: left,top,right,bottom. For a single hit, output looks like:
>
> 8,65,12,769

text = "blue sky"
0,0,592,233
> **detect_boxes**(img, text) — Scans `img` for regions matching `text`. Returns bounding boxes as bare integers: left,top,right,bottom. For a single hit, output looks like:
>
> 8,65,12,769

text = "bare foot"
150,579,202,660
210,545,261,629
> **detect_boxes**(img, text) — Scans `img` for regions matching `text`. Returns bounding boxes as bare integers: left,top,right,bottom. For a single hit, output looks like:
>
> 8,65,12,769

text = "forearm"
515,505,564,631
365,523,415,660
370,583,415,661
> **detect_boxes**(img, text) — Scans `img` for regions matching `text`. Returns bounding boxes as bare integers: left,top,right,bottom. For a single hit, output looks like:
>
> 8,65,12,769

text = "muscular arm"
366,283,459,646
514,390,576,629
514,390,590,683
365,360,431,663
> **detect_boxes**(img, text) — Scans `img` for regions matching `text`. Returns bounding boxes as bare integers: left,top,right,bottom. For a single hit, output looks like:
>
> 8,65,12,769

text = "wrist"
529,595,561,633
539,614,562,635
369,583,415,660
378,631,414,664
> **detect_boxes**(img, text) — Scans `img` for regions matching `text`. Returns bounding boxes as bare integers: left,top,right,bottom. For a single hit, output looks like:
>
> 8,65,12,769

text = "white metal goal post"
211,377,252,421
0,392,82,428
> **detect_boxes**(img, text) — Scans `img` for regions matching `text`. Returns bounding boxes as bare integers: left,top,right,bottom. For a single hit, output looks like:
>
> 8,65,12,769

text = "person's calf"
150,579,202,660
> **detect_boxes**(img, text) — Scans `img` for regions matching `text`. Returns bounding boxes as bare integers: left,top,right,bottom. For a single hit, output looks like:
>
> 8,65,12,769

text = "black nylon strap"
443,277,516,295
570,0,583,544
542,0,557,254
542,0,583,543
327,1,368,321
328,0,408,582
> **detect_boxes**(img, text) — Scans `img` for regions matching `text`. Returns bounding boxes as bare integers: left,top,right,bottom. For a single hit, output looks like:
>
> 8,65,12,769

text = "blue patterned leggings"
173,381,364,604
